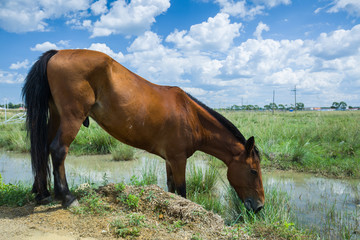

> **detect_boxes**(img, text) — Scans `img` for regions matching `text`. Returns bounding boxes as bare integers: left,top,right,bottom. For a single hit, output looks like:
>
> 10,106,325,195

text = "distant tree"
231,105,241,110
296,102,304,110
264,104,271,110
278,104,285,111
269,103,278,110
339,101,347,110
331,102,340,109
247,105,255,110
254,105,260,111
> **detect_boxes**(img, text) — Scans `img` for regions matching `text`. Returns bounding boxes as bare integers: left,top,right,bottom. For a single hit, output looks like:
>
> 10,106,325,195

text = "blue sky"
0,0,360,108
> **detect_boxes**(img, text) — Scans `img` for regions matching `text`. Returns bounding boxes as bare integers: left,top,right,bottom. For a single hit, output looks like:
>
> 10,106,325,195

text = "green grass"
0,173,34,206
1,111,359,178
220,110,360,178
224,184,314,239
110,143,135,161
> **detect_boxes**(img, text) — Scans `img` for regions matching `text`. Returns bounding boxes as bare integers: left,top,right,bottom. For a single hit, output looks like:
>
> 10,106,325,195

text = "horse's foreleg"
167,157,187,198
50,118,82,207
166,162,176,193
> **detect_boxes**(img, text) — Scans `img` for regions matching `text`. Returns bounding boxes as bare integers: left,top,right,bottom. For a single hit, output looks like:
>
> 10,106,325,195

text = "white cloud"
88,43,124,62
9,59,30,70
313,24,360,59
0,0,91,33
253,21,269,40
182,87,210,96
216,0,265,19
91,0,170,37
31,42,59,52
91,0,108,15
0,70,25,84
251,0,291,8
30,40,70,52
30,41,61,52
127,31,162,52
327,0,360,16
166,13,241,52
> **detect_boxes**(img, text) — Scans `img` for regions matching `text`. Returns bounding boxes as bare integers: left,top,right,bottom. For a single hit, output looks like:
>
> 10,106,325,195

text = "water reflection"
264,171,360,237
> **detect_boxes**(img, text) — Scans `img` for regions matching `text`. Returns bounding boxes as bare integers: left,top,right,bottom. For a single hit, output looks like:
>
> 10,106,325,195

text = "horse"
22,49,264,212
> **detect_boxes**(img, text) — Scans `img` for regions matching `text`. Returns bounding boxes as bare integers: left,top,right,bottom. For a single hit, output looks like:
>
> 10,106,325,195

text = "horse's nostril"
255,205,263,213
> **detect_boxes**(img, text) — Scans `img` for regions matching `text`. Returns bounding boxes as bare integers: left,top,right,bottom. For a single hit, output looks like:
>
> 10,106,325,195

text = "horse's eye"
251,169,258,176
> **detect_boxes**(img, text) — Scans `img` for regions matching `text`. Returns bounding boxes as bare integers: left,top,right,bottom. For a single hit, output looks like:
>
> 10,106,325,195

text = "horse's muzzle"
245,198,264,213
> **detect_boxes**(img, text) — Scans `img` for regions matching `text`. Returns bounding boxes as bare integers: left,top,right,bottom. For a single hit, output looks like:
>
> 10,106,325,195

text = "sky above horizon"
0,0,360,108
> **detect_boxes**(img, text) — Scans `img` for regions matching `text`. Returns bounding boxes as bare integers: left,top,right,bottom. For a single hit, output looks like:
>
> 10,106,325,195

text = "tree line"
228,102,305,111
0,102,23,109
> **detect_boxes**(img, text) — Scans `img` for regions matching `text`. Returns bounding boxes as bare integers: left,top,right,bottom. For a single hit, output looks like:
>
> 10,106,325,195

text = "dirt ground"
0,185,252,240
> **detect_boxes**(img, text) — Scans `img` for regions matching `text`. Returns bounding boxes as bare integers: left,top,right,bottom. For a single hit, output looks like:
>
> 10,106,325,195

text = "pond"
1,151,359,239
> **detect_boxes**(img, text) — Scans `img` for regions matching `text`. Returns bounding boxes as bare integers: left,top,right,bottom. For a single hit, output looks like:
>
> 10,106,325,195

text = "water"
264,171,360,238
1,151,359,238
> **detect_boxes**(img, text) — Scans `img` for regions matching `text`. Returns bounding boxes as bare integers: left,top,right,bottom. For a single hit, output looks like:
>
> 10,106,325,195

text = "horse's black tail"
22,50,58,193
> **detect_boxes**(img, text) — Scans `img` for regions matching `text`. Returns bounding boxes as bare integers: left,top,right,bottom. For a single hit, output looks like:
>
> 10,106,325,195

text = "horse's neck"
196,112,238,167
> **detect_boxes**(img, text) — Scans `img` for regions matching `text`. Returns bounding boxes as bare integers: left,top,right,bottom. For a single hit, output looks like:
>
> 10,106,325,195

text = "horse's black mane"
186,93,247,146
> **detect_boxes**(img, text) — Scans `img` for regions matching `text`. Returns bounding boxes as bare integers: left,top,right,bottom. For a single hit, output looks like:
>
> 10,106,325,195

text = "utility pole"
291,85,297,112
272,90,275,115
4,99,7,122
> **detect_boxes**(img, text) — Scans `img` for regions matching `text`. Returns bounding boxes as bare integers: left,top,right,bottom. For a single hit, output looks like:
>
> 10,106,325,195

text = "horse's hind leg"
31,103,60,205
49,115,84,207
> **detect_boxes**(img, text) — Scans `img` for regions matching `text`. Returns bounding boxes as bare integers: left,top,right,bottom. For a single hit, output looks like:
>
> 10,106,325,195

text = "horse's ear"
245,136,255,154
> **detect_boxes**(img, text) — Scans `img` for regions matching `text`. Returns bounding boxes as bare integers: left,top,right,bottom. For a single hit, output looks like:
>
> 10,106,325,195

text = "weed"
167,220,186,232
123,194,140,209
0,173,34,206
191,233,203,240
141,159,158,185
71,186,110,215
110,218,140,238
114,182,125,192
128,213,145,226
110,143,135,161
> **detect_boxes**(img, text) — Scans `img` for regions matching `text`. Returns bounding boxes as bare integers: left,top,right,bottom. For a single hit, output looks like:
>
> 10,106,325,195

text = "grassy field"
220,110,360,178
1,110,359,178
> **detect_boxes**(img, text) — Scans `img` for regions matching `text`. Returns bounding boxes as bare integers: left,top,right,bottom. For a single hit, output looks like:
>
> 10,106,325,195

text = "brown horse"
22,49,264,212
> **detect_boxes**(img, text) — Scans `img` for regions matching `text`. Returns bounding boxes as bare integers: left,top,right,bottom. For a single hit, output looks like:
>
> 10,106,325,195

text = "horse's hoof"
36,195,53,205
62,195,79,208
67,199,80,208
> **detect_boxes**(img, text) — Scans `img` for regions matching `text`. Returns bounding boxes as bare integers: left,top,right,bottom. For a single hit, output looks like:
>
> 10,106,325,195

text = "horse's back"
46,49,201,158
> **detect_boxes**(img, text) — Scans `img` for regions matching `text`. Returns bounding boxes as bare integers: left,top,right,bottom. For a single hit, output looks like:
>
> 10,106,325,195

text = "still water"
1,151,359,238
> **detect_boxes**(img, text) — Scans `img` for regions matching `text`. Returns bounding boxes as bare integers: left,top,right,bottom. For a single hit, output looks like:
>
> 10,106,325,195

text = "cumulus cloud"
166,13,241,52
31,42,59,52
88,43,124,62
216,0,265,18
9,59,30,70
253,22,269,40
313,24,360,59
30,40,72,52
251,0,291,8
91,0,108,15
91,0,170,37
0,70,25,84
327,0,360,16
0,0,91,33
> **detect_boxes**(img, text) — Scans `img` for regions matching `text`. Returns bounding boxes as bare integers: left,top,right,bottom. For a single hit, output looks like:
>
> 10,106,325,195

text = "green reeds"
224,182,313,239
186,160,223,214
110,143,135,161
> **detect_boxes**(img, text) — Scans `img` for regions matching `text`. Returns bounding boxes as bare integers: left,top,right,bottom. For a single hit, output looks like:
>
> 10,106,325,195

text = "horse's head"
227,136,264,212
